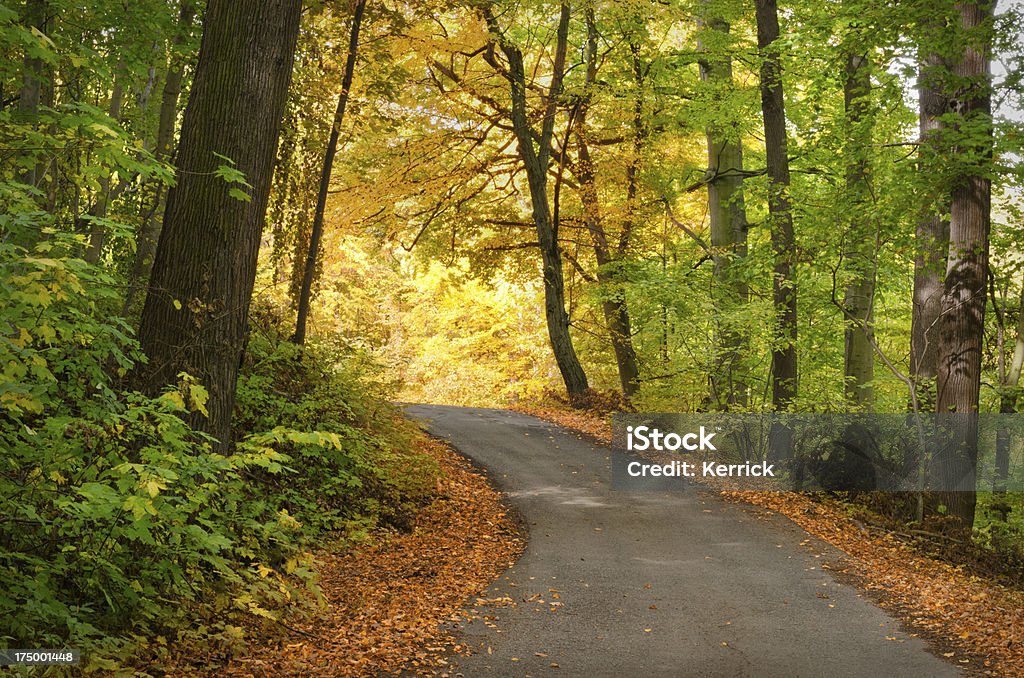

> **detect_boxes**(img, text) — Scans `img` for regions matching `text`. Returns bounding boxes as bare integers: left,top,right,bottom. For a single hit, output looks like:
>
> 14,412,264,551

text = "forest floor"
516,402,1024,677
171,434,523,677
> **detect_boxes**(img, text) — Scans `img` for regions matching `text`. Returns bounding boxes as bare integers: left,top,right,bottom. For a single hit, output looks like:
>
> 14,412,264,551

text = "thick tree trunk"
842,51,875,410
293,0,366,345
755,0,797,410
134,0,303,450
934,0,993,530
123,0,196,314
910,49,949,413
699,12,749,409
484,2,589,402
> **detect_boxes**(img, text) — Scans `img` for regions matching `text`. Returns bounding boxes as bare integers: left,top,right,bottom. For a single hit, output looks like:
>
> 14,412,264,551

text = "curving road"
405,404,960,678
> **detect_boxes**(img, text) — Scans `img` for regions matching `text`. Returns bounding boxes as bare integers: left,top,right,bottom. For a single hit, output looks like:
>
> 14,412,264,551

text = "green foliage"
1,1,443,662
1,0,1022,661
975,493,1024,575
234,324,439,535
214,152,254,203
0,234,296,659
0,236,436,663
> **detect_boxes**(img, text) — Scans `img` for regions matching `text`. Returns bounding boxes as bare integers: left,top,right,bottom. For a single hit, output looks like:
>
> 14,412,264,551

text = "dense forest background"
1,0,1023,669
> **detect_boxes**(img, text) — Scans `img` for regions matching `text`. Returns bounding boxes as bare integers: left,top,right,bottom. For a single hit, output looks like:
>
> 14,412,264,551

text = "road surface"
405,404,959,678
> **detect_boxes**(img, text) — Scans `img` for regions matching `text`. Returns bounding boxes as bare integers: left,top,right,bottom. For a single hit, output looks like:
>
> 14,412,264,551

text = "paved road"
405,404,959,678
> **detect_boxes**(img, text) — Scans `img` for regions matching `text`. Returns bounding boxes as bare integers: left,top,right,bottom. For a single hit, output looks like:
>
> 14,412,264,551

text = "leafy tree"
839,0,876,410
123,0,199,314
134,0,303,450
934,0,995,529
293,0,367,345
696,0,751,408
755,0,798,410
477,0,591,401
910,7,951,413
572,7,642,399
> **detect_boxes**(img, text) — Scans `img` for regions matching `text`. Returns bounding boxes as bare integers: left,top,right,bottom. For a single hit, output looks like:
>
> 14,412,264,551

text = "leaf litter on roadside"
203,434,524,677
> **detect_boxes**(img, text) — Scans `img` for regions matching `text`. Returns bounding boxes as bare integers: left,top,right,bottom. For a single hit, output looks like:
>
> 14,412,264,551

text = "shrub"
0,237,436,667
234,322,438,536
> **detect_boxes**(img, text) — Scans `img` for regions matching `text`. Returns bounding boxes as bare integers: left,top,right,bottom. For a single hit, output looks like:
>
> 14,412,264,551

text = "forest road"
404,404,961,678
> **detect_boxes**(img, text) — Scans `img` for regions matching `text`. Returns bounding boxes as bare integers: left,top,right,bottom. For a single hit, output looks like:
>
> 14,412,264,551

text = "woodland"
1,0,1024,670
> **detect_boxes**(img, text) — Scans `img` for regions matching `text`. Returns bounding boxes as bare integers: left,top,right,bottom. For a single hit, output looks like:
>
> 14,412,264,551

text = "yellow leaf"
144,478,162,498
161,391,187,411
89,122,119,138
14,327,31,347
188,382,209,416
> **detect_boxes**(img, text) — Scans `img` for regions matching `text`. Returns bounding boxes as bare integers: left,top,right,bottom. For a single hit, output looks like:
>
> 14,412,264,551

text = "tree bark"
483,2,590,402
123,0,197,314
293,0,366,344
83,69,125,264
17,0,47,123
699,11,749,409
910,49,949,413
13,0,50,229
842,50,875,410
134,0,303,450
755,0,797,410
934,0,994,530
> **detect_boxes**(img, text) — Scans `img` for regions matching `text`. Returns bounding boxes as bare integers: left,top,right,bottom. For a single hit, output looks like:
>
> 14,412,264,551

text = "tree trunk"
17,0,47,122
83,71,125,264
575,8,640,399
618,39,647,398
934,0,994,530
842,50,875,410
755,0,797,411
134,0,303,450
483,2,590,402
13,0,50,231
293,0,366,345
910,49,949,413
124,0,196,314
578,137,640,401
699,11,749,409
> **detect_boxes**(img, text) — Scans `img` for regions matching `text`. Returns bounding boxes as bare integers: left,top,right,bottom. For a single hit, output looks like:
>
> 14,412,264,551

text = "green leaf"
228,187,252,203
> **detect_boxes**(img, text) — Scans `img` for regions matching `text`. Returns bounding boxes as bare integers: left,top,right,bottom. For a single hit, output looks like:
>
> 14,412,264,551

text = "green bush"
234,323,439,536
0,236,437,667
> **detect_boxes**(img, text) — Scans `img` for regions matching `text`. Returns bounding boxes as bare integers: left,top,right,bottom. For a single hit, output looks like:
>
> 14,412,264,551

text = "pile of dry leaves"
183,434,523,677
518,402,1024,677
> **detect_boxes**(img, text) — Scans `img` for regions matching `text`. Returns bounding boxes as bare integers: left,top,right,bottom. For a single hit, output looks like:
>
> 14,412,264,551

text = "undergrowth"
0,237,438,672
